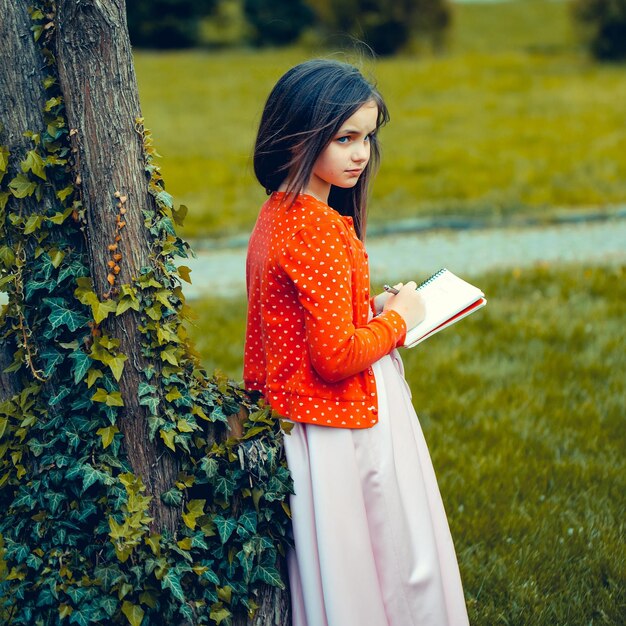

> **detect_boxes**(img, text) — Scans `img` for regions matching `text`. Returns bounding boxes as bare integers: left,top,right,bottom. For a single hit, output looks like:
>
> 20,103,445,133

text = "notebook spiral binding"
416,268,448,291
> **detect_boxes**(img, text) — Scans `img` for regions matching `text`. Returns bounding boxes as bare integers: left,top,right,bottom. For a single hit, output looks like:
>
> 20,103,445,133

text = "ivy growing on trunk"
0,1,292,624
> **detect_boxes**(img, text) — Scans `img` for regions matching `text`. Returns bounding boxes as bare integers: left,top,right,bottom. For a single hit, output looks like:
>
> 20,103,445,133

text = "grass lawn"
134,0,626,238
186,263,626,625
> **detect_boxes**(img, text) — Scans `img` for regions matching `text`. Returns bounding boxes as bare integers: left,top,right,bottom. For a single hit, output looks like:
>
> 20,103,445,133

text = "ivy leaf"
213,515,237,544
44,96,63,112
138,381,157,397
182,499,205,530
47,206,73,224
138,394,160,418
38,253,56,279
23,214,44,234
13,489,35,510
165,387,182,403
121,601,144,626
252,565,285,589
145,302,162,321
0,245,15,268
68,349,92,385
237,510,258,536
21,149,46,181
237,548,254,583
94,564,124,592
74,276,98,306
9,173,37,198
86,368,103,388
38,345,64,378
192,404,210,422
48,249,65,269
69,608,92,626
214,475,236,501
200,567,220,585
209,604,232,625
91,298,118,324
26,552,43,572
176,418,194,433
162,569,185,602
160,346,179,366
172,204,188,227
81,465,112,492
155,190,174,209
108,353,127,382
161,488,183,507
43,297,89,332
179,603,194,621
56,184,74,202
116,294,140,315
58,258,89,284
96,425,119,449
65,427,82,449
0,145,9,176
159,429,176,452
91,388,124,407
99,595,118,617
200,456,219,479
47,491,65,514
177,264,192,283
49,386,71,406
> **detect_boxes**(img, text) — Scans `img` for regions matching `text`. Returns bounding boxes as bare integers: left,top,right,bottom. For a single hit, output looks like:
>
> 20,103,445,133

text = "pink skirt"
283,351,469,626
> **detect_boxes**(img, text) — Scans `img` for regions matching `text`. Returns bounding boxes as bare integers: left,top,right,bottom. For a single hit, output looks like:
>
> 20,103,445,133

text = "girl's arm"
278,221,406,383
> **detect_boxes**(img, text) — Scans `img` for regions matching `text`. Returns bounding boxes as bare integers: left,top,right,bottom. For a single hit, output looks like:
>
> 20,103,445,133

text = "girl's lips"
346,169,363,175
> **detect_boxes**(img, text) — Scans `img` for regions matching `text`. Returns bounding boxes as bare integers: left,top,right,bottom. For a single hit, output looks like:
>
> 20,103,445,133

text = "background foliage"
132,0,626,239
127,0,219,48
571,0,626,61
186,263,626,625
127,0,451,53
243,0,315,47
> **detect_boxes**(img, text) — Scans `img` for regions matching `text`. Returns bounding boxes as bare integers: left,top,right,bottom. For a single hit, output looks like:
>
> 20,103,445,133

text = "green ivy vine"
0,2,293,625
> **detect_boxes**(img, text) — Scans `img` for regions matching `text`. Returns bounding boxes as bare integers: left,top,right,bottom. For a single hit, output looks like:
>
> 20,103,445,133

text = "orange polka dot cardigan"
244,192,407,429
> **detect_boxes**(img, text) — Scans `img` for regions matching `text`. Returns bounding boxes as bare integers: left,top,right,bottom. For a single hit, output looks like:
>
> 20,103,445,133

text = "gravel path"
1,219,622,307
179,218,626,299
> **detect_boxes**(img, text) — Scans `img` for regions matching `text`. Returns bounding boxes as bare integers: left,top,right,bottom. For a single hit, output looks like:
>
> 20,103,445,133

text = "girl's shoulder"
269,191,348,231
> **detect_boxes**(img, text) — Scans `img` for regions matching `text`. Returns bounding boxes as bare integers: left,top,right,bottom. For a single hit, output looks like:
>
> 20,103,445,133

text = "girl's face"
305,100,379,203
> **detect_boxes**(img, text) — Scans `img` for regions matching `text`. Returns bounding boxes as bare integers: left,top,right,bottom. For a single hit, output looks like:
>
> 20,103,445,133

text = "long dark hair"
253,59,389,239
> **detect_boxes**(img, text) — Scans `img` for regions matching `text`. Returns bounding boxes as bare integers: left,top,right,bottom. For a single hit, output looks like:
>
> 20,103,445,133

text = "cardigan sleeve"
277,221,406,383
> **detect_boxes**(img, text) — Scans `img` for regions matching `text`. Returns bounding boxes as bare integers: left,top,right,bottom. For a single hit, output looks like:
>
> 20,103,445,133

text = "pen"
383,284,399,295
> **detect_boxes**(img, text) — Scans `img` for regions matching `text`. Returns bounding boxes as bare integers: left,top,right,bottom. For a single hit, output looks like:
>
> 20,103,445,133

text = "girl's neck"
277,178,330,205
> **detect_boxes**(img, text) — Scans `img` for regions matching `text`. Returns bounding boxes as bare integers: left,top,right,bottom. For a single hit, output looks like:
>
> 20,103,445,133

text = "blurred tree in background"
243,0,315,46
127,0,452,54
571,0,626,60
307,0,452,55
127,0,219,48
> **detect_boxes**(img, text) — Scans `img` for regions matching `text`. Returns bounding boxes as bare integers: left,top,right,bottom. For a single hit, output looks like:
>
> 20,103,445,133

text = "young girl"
244,59,469,626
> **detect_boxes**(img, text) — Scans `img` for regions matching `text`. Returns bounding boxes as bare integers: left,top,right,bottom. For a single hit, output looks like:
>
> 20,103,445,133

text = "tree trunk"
54,0,180,534
0,0,57,395
0,1,290,623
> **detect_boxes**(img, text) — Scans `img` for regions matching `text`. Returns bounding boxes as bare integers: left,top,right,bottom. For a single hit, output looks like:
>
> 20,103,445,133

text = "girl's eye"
336,136,350,144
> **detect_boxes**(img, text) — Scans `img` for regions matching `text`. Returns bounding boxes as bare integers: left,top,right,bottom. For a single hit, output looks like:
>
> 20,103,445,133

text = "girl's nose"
352,143,369,163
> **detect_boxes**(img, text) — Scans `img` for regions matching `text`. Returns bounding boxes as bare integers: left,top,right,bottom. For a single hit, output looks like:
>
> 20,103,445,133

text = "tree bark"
0,0,58,398
53,0,180,533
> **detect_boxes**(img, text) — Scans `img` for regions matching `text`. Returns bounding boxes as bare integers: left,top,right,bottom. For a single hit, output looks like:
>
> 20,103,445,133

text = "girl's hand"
383,281,426,330
373,283,402,314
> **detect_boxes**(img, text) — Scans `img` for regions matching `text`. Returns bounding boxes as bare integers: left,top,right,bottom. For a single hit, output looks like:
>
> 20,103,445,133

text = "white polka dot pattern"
243,192,407,429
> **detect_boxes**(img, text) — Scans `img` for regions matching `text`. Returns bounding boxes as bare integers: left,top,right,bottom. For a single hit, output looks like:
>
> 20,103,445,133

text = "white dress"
283,350,470,626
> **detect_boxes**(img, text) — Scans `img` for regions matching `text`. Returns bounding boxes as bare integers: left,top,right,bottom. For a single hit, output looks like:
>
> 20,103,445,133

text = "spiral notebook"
402,269,487,348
